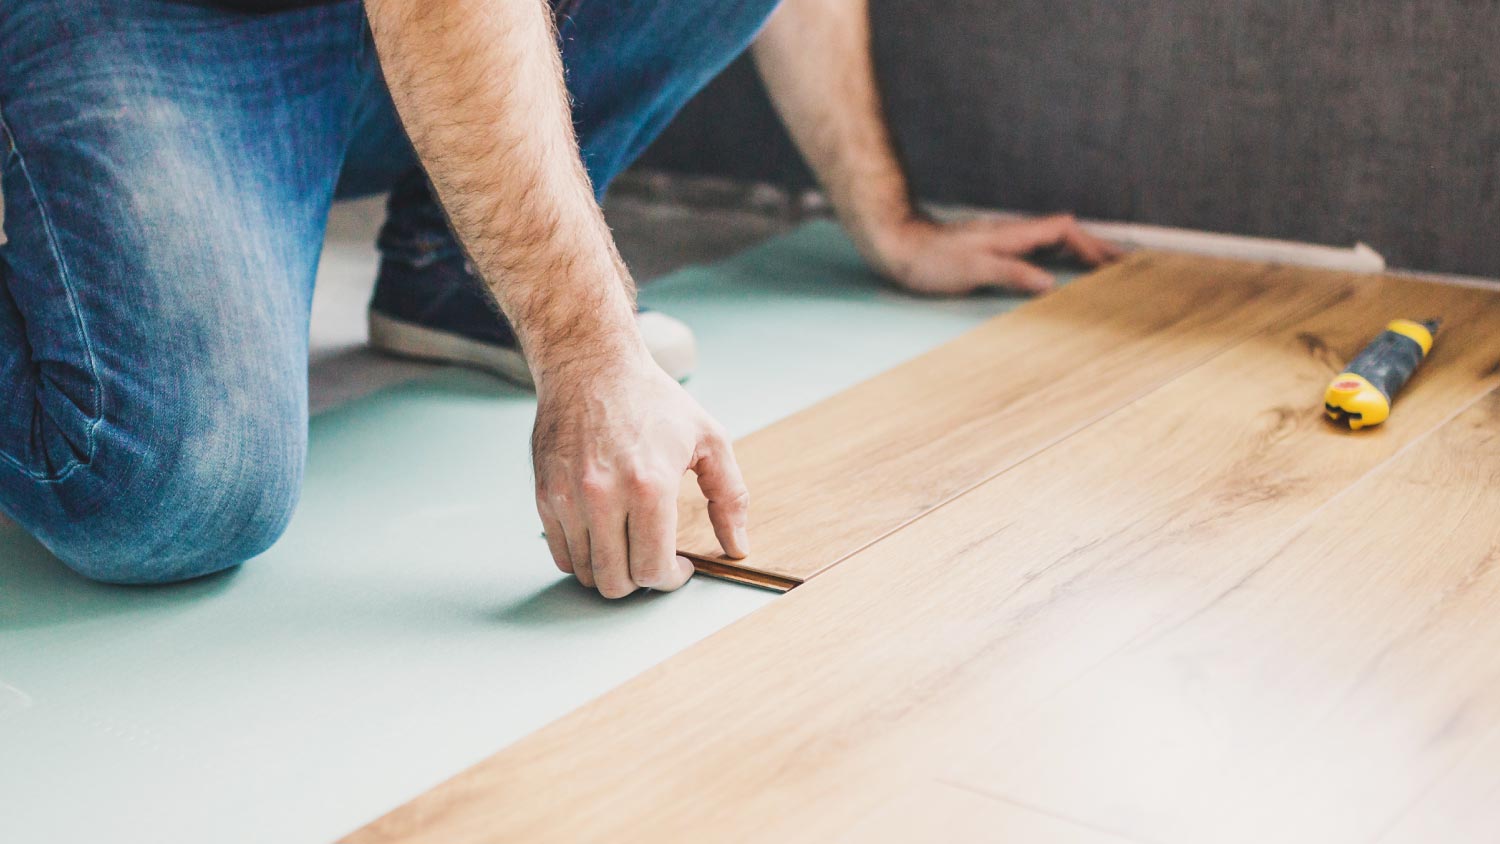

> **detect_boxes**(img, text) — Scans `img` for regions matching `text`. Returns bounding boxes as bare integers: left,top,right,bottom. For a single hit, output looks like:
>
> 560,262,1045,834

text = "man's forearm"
365,0,643,382
365,0,750,600
752,0,915,266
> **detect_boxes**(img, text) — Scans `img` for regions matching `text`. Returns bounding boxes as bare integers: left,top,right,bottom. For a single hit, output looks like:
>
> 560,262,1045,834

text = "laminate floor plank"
835,781,1143,844
1374,723,1500,843
951,393,1500,844
347,265,1500,843
677,252,1351,584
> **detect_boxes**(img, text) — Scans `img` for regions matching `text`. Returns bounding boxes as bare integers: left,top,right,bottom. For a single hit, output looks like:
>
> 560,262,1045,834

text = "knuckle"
632,565,668,587
591,555,629,592
627,473,669,497
578,474,613,503
598,579,637,600
626,470,667,499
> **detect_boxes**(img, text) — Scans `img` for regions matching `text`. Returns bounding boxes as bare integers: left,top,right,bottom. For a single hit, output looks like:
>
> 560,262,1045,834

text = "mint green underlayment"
0,220,1078,843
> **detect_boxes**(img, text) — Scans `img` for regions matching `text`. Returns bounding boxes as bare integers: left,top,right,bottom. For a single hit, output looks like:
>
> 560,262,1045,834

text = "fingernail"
734,528,750,556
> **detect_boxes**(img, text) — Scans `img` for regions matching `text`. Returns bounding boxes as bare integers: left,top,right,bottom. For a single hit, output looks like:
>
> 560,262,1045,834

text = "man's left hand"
868,213,1125,296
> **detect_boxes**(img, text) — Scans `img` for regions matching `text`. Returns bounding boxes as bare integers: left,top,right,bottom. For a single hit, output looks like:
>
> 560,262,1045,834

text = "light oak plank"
836,781,1141,844
347,266,1500,843
952,394,1500,843
1374,724,1500,843
679,252,1351,584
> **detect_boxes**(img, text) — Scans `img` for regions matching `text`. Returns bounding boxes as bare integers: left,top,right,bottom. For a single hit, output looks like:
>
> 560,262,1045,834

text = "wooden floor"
674,253,1347,585
346,253,1500,843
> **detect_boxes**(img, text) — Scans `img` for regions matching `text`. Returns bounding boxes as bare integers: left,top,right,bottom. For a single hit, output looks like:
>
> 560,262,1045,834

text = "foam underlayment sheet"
0,220,1076,843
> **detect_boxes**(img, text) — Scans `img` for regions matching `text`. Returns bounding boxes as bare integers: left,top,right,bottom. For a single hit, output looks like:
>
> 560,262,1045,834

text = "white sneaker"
368,306,697,389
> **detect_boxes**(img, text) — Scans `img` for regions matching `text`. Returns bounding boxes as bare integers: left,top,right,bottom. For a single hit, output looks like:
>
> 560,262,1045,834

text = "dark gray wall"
638,1,1500,276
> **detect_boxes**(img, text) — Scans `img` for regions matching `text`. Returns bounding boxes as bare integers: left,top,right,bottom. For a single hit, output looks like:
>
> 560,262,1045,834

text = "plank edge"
687,555,801,592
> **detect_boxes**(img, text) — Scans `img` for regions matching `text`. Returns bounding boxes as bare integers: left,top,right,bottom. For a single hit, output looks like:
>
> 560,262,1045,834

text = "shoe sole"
368,311,698,389
369,311,538,387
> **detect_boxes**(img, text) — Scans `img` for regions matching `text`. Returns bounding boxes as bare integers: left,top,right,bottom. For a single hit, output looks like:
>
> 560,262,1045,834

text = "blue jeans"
0,0,780,583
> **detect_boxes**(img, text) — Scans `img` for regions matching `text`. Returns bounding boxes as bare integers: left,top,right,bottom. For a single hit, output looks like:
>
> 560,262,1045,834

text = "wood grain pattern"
679,251,1350,585
347,263,1500,843
1374,724,1500,843
952,393,1500,843
835,781,1139,844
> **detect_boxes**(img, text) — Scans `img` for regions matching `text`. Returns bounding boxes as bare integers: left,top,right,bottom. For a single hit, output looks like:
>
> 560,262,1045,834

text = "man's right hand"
365,0,746,599
532,349,750,599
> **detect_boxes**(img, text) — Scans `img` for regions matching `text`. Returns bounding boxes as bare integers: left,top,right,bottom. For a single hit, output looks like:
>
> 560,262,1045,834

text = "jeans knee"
42,408,305,585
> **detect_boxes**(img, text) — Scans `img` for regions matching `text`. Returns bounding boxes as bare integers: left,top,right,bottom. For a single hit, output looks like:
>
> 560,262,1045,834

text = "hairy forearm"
752,0,916,264
365,0,642,382
756,1,1122,296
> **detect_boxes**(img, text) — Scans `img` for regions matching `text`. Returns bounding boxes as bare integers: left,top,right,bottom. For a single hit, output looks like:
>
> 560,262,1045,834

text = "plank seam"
788,264,1352,583
1370,717,1500,842
1134,374,1500,654
944,385,1500,829
936,778,1165,844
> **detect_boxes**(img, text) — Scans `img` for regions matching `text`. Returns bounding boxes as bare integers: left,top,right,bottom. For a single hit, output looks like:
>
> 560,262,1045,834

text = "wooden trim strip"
687,556,800,592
